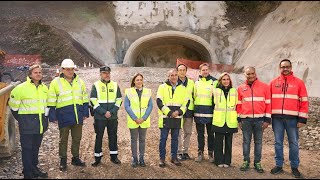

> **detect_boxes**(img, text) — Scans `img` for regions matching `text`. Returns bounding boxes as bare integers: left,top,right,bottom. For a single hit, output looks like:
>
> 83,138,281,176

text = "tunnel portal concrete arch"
123,31,218,67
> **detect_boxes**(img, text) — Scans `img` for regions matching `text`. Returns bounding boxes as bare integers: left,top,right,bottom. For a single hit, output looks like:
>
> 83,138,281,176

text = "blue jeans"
241,119,263,163
272,117,299,168
159,127,179,160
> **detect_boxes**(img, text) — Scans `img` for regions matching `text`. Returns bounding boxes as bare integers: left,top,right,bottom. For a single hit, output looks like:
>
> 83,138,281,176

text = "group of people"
8,58,308,179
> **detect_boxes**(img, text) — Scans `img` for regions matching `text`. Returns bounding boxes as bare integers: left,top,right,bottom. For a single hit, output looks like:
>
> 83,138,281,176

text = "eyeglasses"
280,66,291,69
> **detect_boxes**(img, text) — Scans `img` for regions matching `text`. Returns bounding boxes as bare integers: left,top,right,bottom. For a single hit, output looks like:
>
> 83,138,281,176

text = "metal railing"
0,81,21,97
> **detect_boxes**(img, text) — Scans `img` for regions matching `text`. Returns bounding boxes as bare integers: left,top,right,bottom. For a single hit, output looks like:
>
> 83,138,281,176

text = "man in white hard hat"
48,58,89,171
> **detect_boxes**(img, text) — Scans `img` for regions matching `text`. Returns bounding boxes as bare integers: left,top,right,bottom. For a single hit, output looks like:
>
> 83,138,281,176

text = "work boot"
195,150,203,162
71,156,86,167
270,166,283,174
32,166,48,178
208,151,214,163
59,158,67,171
291,168,302,178
91,157,102,167
110,155,121,164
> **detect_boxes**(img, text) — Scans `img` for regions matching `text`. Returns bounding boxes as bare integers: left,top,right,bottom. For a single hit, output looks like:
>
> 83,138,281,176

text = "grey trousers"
178,117,193,154
130,127,147,161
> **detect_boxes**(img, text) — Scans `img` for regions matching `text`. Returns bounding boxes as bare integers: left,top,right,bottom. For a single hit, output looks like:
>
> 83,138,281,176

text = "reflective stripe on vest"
125,87,151,128
212,88,238,128
157,83,188,128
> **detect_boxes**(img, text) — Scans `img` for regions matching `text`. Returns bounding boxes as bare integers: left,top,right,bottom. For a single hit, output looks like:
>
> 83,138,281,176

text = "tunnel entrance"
123,31,218,68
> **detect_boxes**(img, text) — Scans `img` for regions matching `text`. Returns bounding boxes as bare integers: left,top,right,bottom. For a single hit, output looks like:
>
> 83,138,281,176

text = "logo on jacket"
101,86,106,92
275,83,281,88
242,87,247,92
109,89,114,92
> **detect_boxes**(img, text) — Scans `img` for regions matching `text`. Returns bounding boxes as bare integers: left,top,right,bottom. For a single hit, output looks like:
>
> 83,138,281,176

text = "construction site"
0,1,319,179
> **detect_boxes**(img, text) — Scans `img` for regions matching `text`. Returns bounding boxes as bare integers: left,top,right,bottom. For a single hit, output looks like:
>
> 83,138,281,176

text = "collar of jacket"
178,77,188,87
280,71,294,80
165,79,181,87
245,78,258,86
199,74,214,81
60,73,77,80
26,76,42,85
100,79,111,84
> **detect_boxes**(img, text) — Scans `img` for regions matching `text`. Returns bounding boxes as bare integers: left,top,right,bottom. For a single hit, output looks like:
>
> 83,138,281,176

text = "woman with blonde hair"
212,72,238,168
124,73,153,167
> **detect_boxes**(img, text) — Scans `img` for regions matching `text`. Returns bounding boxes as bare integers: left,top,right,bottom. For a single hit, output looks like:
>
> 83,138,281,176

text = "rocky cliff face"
234,1,320,97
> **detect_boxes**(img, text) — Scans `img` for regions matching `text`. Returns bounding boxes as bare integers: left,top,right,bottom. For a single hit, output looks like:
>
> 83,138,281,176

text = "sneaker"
170,158,182,166
183,153,191,160
223,164,229,168
291,168,302,178
218,164,224,168
270,166,283,174
131,160,138,168
240,161,249,171
177,154,184,161
254,162,264,173
159,159,166,168
139,160,146,167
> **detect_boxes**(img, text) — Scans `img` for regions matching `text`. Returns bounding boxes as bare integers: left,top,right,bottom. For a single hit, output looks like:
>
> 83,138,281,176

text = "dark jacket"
90,80,122,120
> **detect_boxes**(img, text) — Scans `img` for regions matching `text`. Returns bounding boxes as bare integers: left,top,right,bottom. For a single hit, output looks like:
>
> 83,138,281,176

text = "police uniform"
90,66,122,166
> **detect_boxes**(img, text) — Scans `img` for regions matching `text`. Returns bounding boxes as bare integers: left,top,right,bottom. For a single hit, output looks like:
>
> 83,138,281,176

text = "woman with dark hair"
212,72,238,168
124,73,153,167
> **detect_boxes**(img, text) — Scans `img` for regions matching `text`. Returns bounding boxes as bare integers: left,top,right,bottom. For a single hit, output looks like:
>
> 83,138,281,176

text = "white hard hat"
61,59,75,68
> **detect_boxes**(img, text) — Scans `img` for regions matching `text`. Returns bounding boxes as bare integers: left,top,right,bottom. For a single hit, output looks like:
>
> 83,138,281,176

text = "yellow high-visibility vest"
125,87,152,129
90,81,122,109
194,78,218,106
212,87,238,128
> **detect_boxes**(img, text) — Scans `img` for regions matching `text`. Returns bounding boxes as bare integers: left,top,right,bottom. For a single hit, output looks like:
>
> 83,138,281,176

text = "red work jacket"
269,72,308,121
236,79,271,122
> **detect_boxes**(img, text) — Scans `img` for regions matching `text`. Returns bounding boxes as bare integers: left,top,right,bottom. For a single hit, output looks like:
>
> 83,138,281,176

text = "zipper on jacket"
139,88,142,118
106,83,109,111
281,78,287,115
250,85,254,118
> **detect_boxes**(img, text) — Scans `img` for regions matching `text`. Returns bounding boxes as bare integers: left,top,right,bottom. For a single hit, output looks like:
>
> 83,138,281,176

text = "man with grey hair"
156,69,189,167
237,66,271,173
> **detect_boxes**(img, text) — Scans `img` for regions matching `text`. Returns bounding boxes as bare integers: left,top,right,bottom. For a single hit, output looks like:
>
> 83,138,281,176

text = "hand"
238,122,242,130
51,120,58,124
172,111,179,118
297,122,305,128
105,111,111,119
136,118,144,124
83,116,88,120
262,122,269,131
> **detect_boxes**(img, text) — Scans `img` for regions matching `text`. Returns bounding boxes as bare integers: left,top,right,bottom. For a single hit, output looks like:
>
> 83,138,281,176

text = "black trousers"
94,119,118,158
195,122,214,152
214,132,233,165
20,134,43,178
